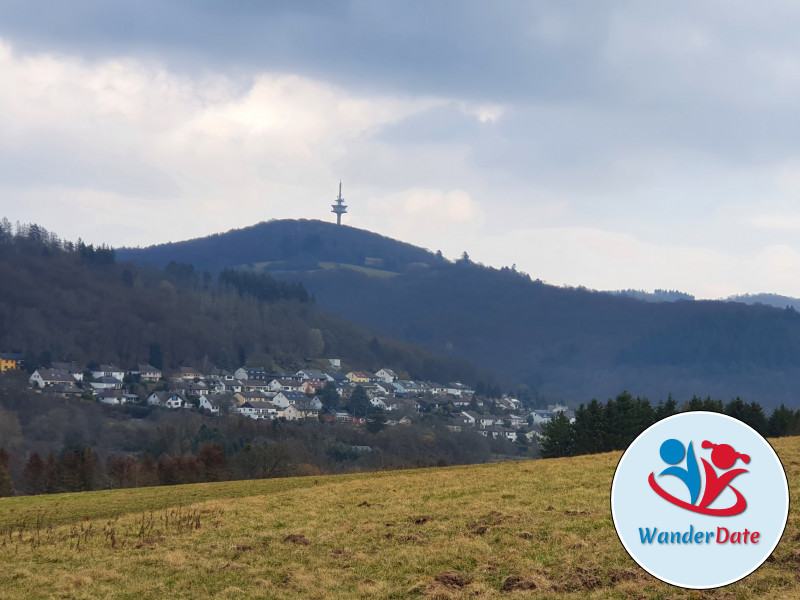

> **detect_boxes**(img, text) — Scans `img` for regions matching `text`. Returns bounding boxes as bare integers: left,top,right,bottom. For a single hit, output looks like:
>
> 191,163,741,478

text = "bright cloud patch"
0,37,442,245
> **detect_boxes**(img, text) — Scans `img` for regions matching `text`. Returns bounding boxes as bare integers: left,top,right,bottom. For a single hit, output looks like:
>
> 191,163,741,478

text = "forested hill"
119,219,442,273
0,223,483,384
119,219,800,408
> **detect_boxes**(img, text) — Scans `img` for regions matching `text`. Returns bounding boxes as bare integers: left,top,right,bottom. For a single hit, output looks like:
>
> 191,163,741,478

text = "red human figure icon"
698,441,749,511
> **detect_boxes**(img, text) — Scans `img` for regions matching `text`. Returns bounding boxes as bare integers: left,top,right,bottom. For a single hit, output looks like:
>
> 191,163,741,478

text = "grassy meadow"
2,438,800,599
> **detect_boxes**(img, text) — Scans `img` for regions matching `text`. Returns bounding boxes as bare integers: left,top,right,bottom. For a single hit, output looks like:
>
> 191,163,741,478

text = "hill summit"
119,219,443,274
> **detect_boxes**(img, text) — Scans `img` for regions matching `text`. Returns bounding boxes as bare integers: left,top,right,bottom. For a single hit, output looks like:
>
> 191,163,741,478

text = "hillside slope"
119,220,800,407
3,437,800,599
0,229,482,384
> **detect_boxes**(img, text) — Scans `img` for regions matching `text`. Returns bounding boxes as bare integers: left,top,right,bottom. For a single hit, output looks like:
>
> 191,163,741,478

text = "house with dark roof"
198,396,220,414
147,391,187,409
374,368,398,383
51,361,83,380
29,368,75,388
96,389,139,405
234,366,269,381
41,382,83,399
272,391,308,408
296,369,332,382
134,364,162,382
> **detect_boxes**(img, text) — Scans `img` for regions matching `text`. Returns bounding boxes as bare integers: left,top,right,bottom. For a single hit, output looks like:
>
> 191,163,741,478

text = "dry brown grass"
1,437,799,599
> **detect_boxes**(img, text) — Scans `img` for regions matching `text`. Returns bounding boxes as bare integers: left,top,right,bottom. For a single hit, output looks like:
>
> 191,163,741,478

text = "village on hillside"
3,352,575,444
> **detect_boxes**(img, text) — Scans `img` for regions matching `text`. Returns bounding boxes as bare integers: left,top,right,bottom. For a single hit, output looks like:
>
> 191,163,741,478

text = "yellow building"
0,353,24,372
346,371,370,383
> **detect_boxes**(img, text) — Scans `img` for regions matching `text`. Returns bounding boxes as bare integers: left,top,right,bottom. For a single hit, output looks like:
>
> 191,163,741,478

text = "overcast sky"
2,1,800,298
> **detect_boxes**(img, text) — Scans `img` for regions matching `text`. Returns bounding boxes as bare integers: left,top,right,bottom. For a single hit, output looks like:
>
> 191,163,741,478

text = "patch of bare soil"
434,570,470,588
283,533,309,545
500,575,537,592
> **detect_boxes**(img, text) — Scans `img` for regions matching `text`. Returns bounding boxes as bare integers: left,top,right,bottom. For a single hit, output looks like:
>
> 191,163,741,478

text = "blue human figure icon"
658,439,701,505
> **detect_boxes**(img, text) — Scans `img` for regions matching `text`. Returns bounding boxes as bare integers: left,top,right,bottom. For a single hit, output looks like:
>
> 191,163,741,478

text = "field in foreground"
2,439,800,600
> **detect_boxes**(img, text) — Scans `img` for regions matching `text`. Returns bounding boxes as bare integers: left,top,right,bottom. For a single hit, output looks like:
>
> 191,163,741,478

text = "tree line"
540,392,799,458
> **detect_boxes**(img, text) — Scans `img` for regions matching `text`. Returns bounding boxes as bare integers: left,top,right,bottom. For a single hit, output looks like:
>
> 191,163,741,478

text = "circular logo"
610,411,789,589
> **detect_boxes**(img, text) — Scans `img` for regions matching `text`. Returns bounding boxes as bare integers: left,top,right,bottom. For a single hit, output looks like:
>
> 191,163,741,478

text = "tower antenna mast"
331,181,348,225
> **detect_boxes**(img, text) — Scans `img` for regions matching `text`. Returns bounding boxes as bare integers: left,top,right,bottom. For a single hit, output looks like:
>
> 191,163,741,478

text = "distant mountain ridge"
726,293,800,312
608,288,800,311
120,220,800,408
609,289,696,302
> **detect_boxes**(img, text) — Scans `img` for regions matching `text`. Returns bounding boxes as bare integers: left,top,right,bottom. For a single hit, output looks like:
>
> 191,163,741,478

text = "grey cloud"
0,132,180,198
0,1,605,102
4,1,800,112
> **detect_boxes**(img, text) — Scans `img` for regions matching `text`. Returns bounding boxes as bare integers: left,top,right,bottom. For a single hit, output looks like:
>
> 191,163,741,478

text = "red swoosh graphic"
648,472,747,516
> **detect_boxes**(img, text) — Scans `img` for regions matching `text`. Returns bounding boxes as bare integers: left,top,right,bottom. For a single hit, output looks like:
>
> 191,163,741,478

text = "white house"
29,368,74,388
241,379,271,393
481,426,518,442
92,365,125,382
169,381,208,397
422,382,448,396
477,414,499,428
374,368,398,383
296,369,333,382
147,391,186,409
369,397,388,410
508,414,527,429
333,410,353,423
530,410,554,425
232,403,257,419
234,366,269,381
90,376,123,390
233,401,278,419
374,382,394,395
460,411,479,425
386,398,420,413
204,377,227,394
272,391,307,409
135,364,162,382
267,378,302,393
198,396,220,414
446,382,474,397
392,380,413,396
249,401,279,418
97,390,138,405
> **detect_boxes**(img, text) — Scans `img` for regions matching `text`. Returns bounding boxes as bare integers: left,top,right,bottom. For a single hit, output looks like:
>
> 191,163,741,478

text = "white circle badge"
611,412,789,589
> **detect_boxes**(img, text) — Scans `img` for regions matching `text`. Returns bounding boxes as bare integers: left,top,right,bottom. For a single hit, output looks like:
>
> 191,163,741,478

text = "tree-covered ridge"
217,268,309,303
115,218,800,408
540,391,800,458
0,220,484,384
